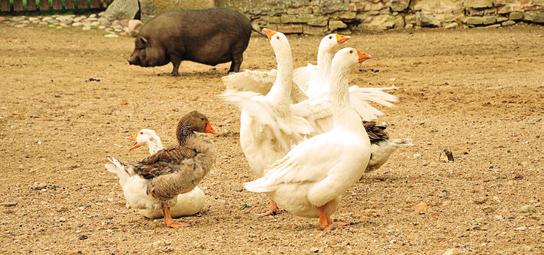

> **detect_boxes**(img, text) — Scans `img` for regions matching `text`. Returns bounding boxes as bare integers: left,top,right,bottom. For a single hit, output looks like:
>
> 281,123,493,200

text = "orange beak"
128,143,143,152
127,134,141,152
336,34,350,44
357,49,371,63
262,28,276,40
204,122,215,134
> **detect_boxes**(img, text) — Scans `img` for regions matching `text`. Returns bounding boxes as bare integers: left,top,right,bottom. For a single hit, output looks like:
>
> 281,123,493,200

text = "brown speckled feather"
146,135,216,201
134,146,197,179
363,121,389,144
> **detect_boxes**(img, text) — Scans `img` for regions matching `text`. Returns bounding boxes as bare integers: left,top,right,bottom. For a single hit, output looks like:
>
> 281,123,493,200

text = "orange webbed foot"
165,220,190,228
257,201,282,217
323,221,349,231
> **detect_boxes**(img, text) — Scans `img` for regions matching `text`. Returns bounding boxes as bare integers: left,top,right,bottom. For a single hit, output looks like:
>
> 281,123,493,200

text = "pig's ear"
136,37,148,48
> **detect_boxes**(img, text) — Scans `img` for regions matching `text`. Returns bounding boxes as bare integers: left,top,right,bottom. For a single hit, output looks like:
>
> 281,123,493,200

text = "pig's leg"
170,56,182,76
228,52,243,73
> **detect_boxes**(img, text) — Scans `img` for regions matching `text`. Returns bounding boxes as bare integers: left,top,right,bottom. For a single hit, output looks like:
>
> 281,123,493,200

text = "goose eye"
276,35,280,40
329,36,332,39
349,50,353,54
140,132,143,135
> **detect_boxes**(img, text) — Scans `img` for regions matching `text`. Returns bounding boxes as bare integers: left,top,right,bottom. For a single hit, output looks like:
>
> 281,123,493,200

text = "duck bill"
262,28,277,40
357,49,371,63
128,142,143,152
204,122,216,134
336,34,350,44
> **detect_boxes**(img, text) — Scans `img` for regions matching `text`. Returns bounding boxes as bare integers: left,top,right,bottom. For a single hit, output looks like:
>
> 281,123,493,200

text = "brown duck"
105,111,216,228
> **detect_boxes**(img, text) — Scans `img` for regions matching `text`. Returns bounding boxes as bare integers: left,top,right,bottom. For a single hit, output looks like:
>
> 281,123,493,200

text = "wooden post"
52,0,62,10
13,0,23,11
27,0,38,11
90,0,101,9
0,0,10,12
78,0,87,9
39,0,50,11
65,0,74,10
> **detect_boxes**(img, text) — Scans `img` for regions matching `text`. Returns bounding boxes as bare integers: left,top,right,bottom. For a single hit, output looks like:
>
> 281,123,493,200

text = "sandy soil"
0,24,543,254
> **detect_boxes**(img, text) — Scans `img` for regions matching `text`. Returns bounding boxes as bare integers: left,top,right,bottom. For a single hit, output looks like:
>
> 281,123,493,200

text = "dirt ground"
0,23,543,254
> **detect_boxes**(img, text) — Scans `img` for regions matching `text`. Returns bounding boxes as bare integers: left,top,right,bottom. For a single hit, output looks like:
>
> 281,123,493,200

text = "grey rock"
524,11,544,24
328,20,347,31
103,0,140,20
464,16,497,25
509,12,524,21
74,16,86,22
307,16,328,26
72,22,83,27
276,24,303,34
464,0,494,8
417,12,441,27
502,20,515,26
361,15,396,32
303,25,327,35
31,182,61,191
98,17,111,26
281,14,313,24
391,0,410,12
497,17,508,23
444,22,459,29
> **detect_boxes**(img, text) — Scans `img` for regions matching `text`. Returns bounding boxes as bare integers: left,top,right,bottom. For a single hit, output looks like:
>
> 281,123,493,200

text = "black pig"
128,8,252,76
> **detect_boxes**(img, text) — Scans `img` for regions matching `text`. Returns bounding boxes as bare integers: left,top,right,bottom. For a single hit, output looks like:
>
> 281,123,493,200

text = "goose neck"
317,50,333,80
267,48,293,104
148,140,163,154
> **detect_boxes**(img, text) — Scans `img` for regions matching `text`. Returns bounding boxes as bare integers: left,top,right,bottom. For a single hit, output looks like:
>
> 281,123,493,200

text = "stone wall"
141,0,544,34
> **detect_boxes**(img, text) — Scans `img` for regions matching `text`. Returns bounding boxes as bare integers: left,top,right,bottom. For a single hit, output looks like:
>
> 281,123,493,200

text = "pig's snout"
127,54,140,66
127,58,137,65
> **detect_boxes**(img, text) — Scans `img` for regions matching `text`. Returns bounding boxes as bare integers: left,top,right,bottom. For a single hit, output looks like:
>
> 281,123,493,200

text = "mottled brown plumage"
363,121,389,144
361,121,413,173
128,111,216,227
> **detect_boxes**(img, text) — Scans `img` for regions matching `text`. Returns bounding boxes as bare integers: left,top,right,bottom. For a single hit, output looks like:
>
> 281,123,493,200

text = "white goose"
106,128,206,219
244,47,372,230
224,33,397,121
221,29,313,215
293,34,350,98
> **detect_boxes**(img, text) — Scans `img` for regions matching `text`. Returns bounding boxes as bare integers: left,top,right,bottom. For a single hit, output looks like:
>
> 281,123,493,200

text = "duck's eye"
140,132,143,135
329,36,332,39
276,35,280,40
349,50,353,54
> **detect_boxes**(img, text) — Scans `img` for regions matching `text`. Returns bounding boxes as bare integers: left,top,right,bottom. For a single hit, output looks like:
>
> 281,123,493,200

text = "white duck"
291,35,412,169
224,33,397,119
244,47,372,230
107,128,206,219
224,33,409,172
293,34,350,98
221,28,313,215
